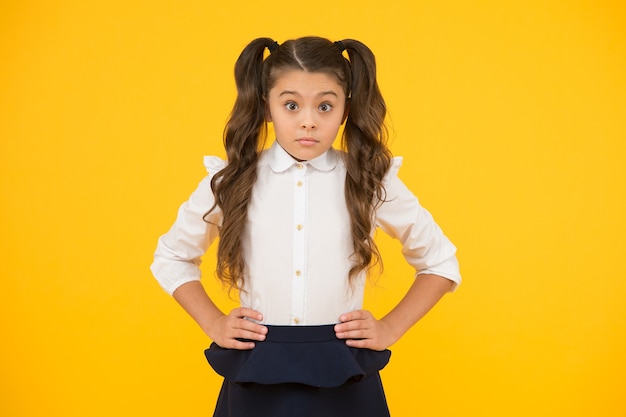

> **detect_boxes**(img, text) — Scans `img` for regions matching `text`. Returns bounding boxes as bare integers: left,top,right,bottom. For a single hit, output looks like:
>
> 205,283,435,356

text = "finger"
345,338,372,349
345,338,387,352
222,317,266,342
334,319,363,334
216,323,266,348
339,309,373,323
335,312,373,334
233,324,268,341
335,319,372,339
236,316,268,335
232,307,264,321
336,327,370,340
226,339,257,350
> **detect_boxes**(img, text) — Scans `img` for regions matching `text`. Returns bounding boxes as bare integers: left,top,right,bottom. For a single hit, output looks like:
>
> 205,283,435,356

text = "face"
266,70,347,161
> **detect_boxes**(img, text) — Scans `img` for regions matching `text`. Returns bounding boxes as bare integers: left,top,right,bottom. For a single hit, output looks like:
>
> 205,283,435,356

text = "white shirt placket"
291,162,308,324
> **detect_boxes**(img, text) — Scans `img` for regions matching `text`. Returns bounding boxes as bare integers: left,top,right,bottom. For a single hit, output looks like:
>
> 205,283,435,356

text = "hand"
208,307,267,350
334,310,398,351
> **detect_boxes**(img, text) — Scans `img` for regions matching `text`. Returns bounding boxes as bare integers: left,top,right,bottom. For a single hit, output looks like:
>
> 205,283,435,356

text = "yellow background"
1,1,625,416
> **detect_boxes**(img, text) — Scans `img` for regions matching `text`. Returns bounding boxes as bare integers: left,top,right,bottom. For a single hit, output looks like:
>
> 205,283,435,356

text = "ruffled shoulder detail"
203,155,227,175
383,156,404,182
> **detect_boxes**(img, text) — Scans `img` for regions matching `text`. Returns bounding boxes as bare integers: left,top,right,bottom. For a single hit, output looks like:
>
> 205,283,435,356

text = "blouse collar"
268,141,340,173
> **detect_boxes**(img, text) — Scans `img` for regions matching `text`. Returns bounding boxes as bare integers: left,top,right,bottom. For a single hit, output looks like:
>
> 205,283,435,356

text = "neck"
278,143,307,162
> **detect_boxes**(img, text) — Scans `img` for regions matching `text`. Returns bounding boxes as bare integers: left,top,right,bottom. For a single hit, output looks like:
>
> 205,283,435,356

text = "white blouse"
151,142,461,325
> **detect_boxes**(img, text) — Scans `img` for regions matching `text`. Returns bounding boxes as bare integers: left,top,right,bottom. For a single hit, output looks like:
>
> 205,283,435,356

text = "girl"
151,36,461,417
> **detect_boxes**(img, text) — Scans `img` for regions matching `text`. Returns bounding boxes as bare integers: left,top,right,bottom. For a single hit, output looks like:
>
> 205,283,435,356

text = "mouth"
296,137,318,146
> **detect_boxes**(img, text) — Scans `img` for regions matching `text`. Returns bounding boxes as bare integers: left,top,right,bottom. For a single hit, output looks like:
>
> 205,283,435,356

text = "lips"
296,137,318,146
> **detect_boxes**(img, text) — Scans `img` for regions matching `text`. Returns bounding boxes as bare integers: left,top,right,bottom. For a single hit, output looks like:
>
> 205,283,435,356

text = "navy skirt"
204,325,392,417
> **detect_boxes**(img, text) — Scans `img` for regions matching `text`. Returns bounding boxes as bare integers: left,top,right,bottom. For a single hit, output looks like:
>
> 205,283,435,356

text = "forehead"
269,70,344,97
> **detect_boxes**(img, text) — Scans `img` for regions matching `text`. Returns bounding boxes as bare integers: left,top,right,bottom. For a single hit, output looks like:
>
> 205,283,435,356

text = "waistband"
261,324,338,343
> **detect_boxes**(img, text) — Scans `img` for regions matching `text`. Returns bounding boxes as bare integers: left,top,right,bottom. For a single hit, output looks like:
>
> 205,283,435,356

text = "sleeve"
150,156,226,295
375,157,461,290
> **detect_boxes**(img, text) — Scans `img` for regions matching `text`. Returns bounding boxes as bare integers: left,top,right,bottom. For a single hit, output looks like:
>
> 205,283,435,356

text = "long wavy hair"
206,36,392,292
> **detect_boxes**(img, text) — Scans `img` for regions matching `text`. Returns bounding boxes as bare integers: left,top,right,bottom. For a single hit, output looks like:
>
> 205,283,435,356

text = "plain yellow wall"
1,1,625,416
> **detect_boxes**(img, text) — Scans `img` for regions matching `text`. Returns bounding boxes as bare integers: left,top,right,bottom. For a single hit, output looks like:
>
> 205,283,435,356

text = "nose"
300,108,316,129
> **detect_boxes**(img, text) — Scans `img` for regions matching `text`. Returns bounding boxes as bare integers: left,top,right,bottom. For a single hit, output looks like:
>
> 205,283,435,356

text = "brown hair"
206,36,392,291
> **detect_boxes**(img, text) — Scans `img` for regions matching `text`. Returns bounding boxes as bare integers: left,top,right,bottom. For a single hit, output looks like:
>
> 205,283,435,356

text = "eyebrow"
278,90,339,98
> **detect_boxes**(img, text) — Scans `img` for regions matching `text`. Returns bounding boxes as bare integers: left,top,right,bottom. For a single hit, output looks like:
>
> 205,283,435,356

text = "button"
295,270,301,276
296,224,303,230
296,163,303,169
293,317,300,324
297,180,303,187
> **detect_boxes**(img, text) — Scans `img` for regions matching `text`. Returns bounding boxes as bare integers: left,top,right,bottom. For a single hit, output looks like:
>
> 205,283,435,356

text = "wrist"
379,317,404,346
200,312,226,340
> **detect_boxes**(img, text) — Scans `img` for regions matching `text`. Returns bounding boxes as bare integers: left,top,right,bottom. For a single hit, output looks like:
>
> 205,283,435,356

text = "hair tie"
334,40,346,52
268,41,279,53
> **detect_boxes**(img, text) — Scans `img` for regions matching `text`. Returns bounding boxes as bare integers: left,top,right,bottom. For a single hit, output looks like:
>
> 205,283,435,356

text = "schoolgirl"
151,36,461,417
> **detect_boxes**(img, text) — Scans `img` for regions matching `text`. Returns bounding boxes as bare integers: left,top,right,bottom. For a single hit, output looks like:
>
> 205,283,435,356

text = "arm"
152,158,267,349
334,274,453,351
172,281,267,350
337,157,461,350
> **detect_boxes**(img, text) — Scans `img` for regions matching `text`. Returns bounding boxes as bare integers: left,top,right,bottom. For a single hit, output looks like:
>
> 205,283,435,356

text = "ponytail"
224,37,275,167
207,37,277,291
340,39,392,280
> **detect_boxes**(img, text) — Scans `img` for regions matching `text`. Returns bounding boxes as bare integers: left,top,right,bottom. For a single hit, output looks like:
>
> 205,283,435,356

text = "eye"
318,103,333,112
285,101,299,111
